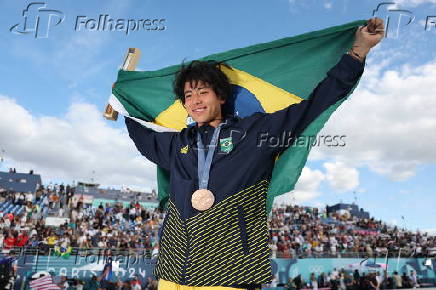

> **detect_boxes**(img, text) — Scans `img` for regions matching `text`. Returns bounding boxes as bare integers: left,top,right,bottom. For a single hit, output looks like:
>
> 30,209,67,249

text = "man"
393,271,403,288
410,270,419,288
125,18,384,289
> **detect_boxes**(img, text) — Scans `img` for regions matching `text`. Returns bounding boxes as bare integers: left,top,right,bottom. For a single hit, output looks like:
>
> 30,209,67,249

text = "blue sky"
0,0,435,233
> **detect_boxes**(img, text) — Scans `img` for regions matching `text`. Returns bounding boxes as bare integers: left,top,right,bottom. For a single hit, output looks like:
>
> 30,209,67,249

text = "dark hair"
173,60,233,110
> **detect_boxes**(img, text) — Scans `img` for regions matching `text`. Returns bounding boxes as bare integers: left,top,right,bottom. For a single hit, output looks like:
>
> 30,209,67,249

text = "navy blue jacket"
125,53,365,287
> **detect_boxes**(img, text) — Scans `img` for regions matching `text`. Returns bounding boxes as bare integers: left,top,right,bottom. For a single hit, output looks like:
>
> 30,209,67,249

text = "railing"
274,250,435,259
1,246,157,259
2,246,434,260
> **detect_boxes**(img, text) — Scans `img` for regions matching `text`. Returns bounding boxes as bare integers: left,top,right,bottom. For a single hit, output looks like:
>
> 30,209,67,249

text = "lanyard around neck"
196,124,223,189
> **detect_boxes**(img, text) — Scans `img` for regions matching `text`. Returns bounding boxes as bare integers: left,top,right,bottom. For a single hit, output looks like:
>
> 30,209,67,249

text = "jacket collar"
189,115,238,133
187,115,240,145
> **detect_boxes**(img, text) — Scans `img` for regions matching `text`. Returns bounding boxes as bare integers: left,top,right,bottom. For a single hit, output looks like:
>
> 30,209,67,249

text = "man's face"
183,80,225,126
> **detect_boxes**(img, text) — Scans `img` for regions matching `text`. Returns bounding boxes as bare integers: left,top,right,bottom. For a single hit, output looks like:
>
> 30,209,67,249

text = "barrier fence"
0,247,435,289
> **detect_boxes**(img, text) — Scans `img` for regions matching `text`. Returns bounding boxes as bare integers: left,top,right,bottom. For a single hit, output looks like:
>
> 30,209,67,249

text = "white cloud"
324,2,332,9
323,161,359,192
0,95,157,191
394,0,436,7
311,52,436,181
273,167,325,205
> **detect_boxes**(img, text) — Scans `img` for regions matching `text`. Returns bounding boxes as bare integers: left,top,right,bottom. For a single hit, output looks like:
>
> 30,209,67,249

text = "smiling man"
184,81,224,125
125,18,384,290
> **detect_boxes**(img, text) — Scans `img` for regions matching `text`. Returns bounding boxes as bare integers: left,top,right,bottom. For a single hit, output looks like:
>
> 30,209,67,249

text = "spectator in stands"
375,272,383,289
410,270,419,288
344,273,354,290
26,192,33,203
130,275,142,290
317,272,326,288
118,280,131,290
309,273,318,289
13,192,19,205
392,271,403,288
293,274,303,290
85,275,100,290
269,241,278,258
58,205,64,217
3,230,16,249
16,230,29,247
368,272,379,290
338,271,347,290
402,272,412,288
19,193,25,205
144,276,158,290
72,278,84,290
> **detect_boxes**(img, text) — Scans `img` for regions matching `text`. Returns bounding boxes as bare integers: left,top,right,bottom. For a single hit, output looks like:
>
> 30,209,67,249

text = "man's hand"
349,17,385,62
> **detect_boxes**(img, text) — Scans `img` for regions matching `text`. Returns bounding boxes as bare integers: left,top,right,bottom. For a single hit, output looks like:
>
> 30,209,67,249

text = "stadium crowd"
1,184,435,258
0,184,163,254
1,182,435,289
269,205,436,259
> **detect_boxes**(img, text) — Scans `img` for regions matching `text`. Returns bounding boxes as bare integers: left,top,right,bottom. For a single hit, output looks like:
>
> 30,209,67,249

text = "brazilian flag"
110,20,366,213
54,245,72,259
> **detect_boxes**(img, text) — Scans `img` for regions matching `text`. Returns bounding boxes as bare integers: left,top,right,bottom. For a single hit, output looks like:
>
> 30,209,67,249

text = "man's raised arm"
125,117,177,171
255,18,384,154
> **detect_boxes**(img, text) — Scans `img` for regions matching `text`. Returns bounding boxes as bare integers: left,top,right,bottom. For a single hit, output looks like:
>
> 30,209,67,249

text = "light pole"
353,190,357,205
91,170,96,184
0,148,5,171
401,215,407,230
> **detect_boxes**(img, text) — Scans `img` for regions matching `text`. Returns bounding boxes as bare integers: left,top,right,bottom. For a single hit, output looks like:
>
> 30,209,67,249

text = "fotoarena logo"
10,2,64,39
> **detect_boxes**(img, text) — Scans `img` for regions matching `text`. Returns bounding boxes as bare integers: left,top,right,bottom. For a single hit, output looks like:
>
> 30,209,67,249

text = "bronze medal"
191,189,215,211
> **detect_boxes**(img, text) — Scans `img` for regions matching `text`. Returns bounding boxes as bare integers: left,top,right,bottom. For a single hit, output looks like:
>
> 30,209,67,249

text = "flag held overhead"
109,20,367,213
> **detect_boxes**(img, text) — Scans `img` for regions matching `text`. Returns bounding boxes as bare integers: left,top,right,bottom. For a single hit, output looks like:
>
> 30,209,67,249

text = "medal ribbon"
197,124,223,189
